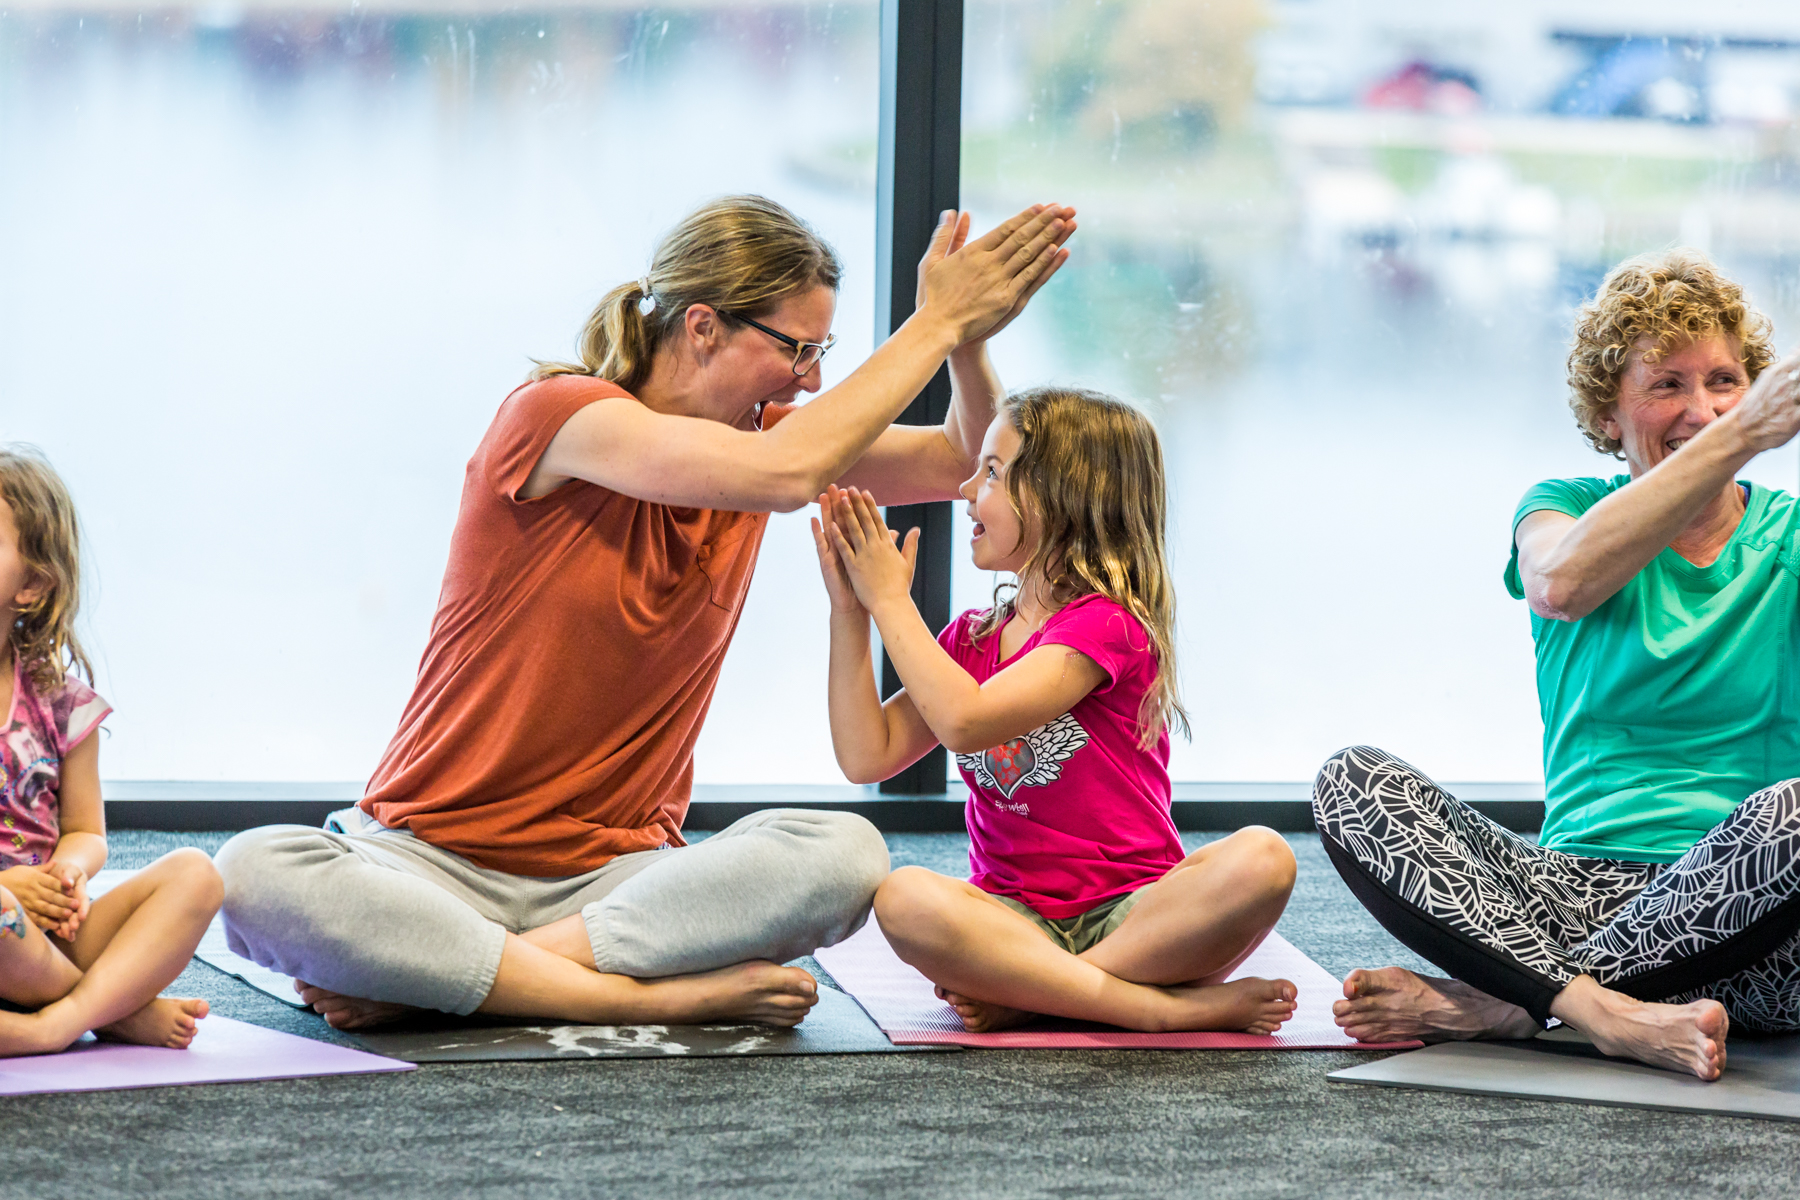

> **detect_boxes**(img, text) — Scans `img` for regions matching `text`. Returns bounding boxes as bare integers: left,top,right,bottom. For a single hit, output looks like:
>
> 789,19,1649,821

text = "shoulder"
1513,475,1622,528
938,608,991,656
1039,595,1152,683
490,376,637,442
19,669,110,754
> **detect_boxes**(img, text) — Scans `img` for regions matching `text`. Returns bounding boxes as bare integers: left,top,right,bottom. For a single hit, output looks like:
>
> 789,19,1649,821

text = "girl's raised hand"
827,487,920,616
811,486,864,616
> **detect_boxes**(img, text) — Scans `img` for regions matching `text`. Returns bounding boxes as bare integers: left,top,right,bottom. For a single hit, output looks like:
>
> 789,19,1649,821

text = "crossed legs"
0,848,220,1056
874,827,1300,1034
1314,746,1800,1079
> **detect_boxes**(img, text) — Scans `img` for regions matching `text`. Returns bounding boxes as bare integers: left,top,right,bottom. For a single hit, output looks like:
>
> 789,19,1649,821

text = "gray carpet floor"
2,830,1794,1199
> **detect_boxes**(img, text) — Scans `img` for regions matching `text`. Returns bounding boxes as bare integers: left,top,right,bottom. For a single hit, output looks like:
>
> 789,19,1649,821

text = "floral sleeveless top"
2,655,110,867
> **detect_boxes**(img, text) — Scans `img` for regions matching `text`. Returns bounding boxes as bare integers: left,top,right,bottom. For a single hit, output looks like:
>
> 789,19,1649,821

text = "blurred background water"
3,0,1799,785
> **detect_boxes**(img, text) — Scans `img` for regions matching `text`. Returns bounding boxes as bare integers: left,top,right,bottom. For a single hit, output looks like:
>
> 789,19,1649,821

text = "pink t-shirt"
939,593,1182,919
1,656,110,868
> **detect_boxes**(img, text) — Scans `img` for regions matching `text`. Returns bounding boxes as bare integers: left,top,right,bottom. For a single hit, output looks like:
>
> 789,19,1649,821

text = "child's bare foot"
1333,967,1539,1043
936,985,1035,1032
99,997,210,1049
667,961,820,1027
295,981,420,1030
1159,976,1297,1034
1551,975,1729,1080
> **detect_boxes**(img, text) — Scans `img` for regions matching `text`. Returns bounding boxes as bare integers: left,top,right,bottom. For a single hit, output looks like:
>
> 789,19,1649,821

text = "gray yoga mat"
1330,1025,1800,1122
348,985,953,1061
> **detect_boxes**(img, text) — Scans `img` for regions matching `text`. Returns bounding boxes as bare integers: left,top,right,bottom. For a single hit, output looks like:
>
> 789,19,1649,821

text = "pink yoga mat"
814,917,1421,1050
0,1015,413,1096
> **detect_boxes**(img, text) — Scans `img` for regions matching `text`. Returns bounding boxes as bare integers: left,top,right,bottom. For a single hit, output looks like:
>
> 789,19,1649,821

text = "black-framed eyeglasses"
720,310,836,376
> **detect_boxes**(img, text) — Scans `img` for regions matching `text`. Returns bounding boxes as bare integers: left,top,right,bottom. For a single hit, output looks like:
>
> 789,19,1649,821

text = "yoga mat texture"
91,869,307,1008
1330,1025,1800,1122
813,916,1420,1050
0,1016,411,1096
351,985,953,1062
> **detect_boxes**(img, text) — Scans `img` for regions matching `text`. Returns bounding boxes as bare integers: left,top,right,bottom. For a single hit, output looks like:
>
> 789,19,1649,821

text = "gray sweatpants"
214,808,889,1015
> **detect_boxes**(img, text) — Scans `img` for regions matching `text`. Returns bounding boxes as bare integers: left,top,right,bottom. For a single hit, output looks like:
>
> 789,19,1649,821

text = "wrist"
900,309,962,360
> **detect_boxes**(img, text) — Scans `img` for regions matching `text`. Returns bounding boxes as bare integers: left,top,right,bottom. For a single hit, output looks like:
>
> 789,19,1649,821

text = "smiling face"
959,415,1034,573
1601,333,1748,477
688,285,837,430
0,499,45,628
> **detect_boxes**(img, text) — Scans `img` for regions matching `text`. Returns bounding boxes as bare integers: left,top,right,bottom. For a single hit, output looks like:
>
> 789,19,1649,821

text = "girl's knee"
873,867,955,939
1216,827,1297,900
161,847,225,909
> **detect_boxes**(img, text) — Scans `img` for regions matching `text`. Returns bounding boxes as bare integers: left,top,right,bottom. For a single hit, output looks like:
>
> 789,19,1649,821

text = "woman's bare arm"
531,208,1069,513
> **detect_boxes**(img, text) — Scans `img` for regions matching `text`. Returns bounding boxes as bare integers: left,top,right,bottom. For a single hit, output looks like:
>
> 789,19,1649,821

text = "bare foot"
665,961,820,1027
295,981,419,1030
1160,976,1297,1034
99,997,210,1049
936,985,1035,1032
1551,975,1729,1080
1333,967,1539,1043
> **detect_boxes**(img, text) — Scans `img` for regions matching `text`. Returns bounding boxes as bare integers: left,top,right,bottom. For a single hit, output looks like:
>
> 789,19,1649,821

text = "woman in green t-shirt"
1313,250,1800,1080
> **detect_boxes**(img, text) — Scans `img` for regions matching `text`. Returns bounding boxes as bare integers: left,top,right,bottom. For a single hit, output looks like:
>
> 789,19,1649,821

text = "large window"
8,0,1799,791
0,4,879,783
957,0,1800,783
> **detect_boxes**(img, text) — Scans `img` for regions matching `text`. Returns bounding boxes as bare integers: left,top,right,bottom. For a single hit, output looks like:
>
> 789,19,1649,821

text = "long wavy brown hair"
971,387,1188,748
531,195,842,392
0,446,93,692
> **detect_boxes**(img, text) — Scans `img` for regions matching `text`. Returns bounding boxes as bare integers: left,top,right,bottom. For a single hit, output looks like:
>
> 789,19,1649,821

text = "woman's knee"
777,809,890,900
214,825,323,929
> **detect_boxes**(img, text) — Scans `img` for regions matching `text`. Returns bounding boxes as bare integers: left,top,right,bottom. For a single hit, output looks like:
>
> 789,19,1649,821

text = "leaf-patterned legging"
1312,745,1800,1030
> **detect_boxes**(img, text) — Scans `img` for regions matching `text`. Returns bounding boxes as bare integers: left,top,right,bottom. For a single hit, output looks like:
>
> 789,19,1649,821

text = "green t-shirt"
1504,475,1800,863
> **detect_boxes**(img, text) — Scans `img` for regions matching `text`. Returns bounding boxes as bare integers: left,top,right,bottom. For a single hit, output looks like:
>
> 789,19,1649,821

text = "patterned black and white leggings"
1313,746,1800,1030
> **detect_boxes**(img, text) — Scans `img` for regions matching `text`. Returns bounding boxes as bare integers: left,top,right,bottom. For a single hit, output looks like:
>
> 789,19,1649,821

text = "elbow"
834,751,887,787
767,465,832,514
938,722,988,757
1526,576,1591,623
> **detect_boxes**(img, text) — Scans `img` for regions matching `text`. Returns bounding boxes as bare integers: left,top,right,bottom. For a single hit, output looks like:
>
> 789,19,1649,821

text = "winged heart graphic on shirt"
958,712,1090,801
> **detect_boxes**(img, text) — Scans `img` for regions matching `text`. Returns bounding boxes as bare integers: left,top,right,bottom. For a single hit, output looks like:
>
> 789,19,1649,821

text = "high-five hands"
812,486,919,619
916,205,1076,347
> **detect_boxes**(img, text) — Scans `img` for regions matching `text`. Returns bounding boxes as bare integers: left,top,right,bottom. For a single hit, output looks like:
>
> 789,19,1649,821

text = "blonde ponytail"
533,196,842,393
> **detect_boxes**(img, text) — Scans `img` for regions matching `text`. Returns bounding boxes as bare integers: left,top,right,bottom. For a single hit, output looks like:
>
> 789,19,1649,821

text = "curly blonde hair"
0,446,93,692
1567,249,1776,457
970,387,1188,749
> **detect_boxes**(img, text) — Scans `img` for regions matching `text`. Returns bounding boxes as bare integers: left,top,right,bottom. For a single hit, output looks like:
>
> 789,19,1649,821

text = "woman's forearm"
1529,411,1757,618
762,314,963,505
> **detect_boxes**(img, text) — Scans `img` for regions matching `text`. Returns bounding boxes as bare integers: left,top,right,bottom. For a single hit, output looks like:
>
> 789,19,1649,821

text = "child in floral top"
0,446,221,1055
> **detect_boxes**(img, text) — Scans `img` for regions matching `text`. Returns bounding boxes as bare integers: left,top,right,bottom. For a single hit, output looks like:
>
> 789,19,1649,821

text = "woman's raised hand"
916,205,1076,346
825,487,919,617
1731,349,1800,454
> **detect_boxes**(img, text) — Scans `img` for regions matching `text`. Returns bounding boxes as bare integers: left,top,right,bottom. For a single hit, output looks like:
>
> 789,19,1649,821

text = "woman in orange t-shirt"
217,195,1074,1030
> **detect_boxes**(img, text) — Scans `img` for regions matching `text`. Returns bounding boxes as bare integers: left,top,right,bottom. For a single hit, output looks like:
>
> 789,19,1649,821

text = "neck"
1671,480,1747,561
1012,573,1061,628
633,348,703,418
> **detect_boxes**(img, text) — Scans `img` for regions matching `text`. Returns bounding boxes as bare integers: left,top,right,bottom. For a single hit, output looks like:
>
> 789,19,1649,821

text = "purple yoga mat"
0,1016,412,1096
814,917,1421,1050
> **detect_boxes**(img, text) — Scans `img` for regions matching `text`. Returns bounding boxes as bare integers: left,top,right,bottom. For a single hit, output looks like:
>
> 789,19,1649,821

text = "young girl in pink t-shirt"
0,447,222,1056
815,386,1298,1034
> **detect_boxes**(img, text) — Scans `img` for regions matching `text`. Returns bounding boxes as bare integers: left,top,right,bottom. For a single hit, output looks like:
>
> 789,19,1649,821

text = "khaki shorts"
993,886,1151,955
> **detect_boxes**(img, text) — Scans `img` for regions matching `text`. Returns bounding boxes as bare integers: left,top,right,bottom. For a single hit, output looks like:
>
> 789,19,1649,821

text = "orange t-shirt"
361,376,771,876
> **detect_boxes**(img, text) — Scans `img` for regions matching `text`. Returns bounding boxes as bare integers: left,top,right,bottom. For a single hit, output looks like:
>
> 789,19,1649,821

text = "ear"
13,571,49,613
684,304,724,358
1597,404,1621,443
